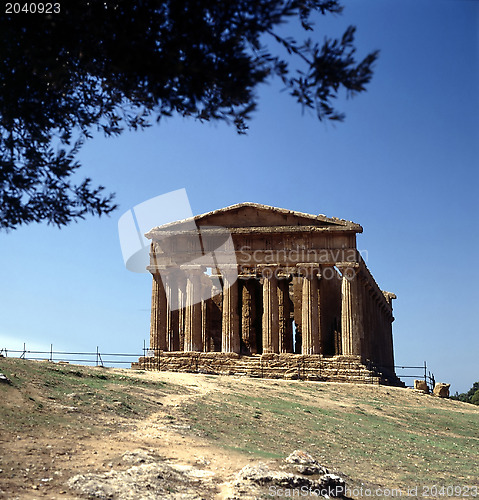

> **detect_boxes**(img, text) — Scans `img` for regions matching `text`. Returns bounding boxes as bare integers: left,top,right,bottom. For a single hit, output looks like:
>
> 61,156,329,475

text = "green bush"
451,381,479,405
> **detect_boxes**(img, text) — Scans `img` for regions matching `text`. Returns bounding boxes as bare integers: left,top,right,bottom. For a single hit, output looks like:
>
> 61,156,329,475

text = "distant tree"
451,381,479,405
0,1,379,230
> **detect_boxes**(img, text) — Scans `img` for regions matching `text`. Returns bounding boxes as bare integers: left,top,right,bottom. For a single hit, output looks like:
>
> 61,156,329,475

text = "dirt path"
122,372,253,494
0,368,253,499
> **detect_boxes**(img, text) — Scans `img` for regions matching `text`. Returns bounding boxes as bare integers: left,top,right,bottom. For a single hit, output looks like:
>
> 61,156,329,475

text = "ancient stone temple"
133,203,402,386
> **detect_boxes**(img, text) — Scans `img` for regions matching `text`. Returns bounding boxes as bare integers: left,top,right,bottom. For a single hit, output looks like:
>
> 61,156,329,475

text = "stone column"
378,303,394,374
201,278,212,352
164,273,180,352
385,314,395,374
241,278,257,354
150,273,167,355
177,274,186,351
301,269,320,355
278,277,293,353
262,272,279,353
222,270,240,353
184,269,203,352
340,267,363,357
371,294,382,365
362,284,374,362
292,277,303,354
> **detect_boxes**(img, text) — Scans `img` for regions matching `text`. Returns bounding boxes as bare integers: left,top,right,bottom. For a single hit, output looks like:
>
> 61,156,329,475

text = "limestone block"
414,380,429,393
433,383,450,398
133,352,404,386
285,450,328,475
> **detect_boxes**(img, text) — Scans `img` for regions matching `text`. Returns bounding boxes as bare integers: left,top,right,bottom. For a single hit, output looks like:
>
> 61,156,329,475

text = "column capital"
238,273,258,280
296,263,321,278
337,261,359,268
337,264,359,281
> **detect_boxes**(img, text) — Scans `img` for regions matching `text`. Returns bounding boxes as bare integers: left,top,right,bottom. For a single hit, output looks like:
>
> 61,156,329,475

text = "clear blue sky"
1,0,478,393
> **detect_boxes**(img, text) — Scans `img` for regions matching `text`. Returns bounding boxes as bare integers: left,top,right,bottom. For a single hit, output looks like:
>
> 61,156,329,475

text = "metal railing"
0,342,147,368
394,361,435,391
1,344,435,390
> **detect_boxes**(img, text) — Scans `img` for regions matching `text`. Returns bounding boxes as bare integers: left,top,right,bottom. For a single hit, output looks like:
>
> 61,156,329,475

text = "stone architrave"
222,270,240,353
262,271,279,353
150,273,167,354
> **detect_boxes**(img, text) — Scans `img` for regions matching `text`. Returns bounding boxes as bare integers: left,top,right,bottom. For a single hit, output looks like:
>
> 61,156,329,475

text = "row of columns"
150,265,394,362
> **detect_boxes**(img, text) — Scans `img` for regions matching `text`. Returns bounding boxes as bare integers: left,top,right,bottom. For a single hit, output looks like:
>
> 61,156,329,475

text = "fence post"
96,346,99,367
20,343,26,359
424,361,427,382
50,344,53,362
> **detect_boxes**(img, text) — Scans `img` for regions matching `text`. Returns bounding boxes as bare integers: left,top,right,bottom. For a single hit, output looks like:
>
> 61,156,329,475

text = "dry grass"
1,357,478,497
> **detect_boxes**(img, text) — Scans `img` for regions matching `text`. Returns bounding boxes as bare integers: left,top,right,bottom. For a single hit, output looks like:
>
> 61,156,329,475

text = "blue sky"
1,0,478,393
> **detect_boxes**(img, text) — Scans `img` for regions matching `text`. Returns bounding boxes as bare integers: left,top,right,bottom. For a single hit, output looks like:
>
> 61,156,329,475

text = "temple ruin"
133,203,402,385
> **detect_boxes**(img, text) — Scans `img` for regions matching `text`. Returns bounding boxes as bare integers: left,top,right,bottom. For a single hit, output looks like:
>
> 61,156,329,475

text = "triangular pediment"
195,203,361,230
146,203,362,238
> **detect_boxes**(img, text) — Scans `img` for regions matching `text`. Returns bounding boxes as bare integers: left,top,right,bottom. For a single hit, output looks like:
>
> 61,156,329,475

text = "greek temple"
133,203,402,385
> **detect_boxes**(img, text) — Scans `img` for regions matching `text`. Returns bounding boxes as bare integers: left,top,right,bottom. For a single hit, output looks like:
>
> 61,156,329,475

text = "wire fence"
0,343,435,390
0,342,148,368
394,362,435,391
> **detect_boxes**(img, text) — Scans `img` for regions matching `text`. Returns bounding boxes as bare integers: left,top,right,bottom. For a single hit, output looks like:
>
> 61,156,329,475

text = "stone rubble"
67,450,216,499
67,449,347,499
227,451,346,499
433,383,450,398
414,380,429,393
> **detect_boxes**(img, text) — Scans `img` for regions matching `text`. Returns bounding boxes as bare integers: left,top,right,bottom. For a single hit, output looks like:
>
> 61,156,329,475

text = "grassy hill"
0,357,478,498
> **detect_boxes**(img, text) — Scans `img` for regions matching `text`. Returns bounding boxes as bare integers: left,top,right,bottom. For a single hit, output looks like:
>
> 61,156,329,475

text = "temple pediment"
146,202,362,238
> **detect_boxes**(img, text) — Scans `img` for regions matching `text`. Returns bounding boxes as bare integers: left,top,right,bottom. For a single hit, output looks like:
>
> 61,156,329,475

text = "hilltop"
0,357,478,499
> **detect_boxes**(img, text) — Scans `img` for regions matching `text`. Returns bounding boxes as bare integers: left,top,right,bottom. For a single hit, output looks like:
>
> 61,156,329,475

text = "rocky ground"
0,360,350,499
1,358,478,499
67,449,347,499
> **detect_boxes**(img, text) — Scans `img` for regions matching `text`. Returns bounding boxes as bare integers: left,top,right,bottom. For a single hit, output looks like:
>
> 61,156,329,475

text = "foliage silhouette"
0,1,378,229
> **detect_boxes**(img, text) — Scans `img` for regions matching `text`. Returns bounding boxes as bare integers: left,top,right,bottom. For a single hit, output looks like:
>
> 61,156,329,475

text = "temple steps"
132,352,404,387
